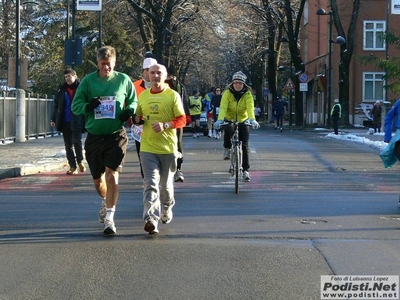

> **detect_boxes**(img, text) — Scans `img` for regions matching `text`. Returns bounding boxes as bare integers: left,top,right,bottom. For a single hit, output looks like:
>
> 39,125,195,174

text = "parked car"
199,111,208,135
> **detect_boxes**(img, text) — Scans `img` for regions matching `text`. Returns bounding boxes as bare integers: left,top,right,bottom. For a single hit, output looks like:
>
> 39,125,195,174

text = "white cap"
334,99,339,103
143,58,157,69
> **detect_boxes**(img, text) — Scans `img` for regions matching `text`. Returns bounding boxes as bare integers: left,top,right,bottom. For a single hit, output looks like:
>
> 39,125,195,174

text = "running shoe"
161,204,174,224
174,170,184,182
223,148,231,160
66,167,78,175
144,220,159,234
78,162,86,172
98,200,106,223
104,218,116,235
243,171,251,182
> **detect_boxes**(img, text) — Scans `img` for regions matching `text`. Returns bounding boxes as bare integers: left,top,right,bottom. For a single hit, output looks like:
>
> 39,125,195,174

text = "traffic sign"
298,73,308,83
299,83,308,92
284,78,295,90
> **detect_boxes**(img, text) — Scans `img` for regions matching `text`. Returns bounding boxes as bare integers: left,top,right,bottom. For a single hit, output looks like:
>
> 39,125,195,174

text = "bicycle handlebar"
220,120,253,128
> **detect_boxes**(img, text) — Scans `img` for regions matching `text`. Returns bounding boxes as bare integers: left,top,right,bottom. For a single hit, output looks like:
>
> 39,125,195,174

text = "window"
363,72,385,102
364,21,385,50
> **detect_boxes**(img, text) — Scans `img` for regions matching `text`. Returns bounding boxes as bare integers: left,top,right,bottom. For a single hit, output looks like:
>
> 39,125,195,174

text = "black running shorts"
84,128,128,179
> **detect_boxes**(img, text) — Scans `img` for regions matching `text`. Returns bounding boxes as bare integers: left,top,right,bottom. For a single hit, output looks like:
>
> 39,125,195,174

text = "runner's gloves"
119,108,134,122
85,97,101,112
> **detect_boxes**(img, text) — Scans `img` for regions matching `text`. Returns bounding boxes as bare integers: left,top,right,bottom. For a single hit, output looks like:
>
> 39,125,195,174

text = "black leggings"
223,123,250,171
176,127,183,170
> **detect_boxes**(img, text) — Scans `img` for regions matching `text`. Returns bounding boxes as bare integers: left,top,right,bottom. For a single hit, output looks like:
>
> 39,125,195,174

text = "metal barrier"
0,90,54,143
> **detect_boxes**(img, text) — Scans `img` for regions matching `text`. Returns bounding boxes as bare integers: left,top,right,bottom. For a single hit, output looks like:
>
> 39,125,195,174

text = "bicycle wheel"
234,144,240,193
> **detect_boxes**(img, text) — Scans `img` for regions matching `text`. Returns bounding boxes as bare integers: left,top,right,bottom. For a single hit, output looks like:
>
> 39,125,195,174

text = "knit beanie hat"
232,71,247,83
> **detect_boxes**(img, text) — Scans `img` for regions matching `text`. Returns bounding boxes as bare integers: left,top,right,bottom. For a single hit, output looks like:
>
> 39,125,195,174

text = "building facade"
302,0,400,126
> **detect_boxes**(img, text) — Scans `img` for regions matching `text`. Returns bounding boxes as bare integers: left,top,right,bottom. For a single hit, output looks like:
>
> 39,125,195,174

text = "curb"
0,162,66,180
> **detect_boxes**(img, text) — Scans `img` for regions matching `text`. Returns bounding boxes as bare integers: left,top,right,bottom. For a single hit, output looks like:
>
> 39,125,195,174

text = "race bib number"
95,97,116,119
131,124,143,142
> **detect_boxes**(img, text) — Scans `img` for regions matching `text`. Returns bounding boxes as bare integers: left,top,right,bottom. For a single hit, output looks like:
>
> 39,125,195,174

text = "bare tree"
333,0,361,126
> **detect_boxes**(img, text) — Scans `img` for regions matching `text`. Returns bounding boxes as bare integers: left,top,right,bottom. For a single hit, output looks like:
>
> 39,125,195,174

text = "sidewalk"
0,126,385,180
0,134,68,180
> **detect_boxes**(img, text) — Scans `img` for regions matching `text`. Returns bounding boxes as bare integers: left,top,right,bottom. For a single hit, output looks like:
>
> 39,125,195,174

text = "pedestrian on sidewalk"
273,96,287,132
331,99,342,135
72,46,137,235
134,64,186,234
51,68,86,175
371,101,382,133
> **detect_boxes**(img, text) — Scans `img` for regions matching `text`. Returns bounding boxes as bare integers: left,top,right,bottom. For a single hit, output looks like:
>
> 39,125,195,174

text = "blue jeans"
140,152,177,223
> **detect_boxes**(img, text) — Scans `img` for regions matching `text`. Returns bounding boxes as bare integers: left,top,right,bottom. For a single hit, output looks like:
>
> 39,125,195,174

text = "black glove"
85,97,101,112
119,108,134,122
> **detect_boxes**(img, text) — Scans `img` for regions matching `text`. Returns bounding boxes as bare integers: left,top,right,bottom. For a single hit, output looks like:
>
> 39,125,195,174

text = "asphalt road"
0,128,399,300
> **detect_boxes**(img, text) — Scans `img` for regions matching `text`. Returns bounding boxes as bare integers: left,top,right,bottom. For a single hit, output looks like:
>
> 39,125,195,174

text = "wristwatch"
163,122,169,130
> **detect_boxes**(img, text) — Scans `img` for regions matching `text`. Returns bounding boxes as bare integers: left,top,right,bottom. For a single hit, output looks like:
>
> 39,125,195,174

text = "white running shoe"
104,218,116,235
98,200,107,223
223,148,231,160
243,171,251,182
174,170,184,182
161,204,174,224
193,133,196,138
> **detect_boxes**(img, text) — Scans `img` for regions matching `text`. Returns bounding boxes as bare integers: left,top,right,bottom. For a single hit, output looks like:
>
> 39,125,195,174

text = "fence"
0,90,54,143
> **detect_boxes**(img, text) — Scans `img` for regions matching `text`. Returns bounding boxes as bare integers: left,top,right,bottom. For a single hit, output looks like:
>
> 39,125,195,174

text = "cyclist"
214,71,259,182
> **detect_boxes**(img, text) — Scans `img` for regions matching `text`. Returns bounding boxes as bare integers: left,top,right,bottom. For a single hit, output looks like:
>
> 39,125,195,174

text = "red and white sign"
284,78,295,90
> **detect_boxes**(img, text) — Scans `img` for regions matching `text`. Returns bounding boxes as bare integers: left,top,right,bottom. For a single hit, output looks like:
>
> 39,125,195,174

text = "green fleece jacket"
72,70,137,135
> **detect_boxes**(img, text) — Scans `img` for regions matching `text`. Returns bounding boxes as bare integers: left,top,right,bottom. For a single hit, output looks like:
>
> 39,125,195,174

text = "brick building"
302,0,400,126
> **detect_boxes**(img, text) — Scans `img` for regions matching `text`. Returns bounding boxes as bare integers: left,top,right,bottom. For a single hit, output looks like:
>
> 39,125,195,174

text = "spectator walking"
213,71,259,182
72,46,137,235
273,96,287,132
331,99,342,135
371,101,382,133
134,64,186,234
51,68,86,175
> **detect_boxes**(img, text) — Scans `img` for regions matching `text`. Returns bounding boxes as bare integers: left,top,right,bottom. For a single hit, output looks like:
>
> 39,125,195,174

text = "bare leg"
93,173,107,199
104,167,119,208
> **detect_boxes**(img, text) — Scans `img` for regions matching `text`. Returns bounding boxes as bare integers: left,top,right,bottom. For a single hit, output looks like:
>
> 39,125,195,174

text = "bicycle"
220,120,253,194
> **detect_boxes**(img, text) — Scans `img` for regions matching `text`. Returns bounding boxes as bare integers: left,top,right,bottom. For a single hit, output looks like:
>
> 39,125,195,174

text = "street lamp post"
15,0,21,89
316,8,346,127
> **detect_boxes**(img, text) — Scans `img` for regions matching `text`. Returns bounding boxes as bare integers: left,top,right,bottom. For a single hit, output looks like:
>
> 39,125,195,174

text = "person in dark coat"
50,68,86,174
371,101,382,133
273,96,287,132
330,99,342,135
